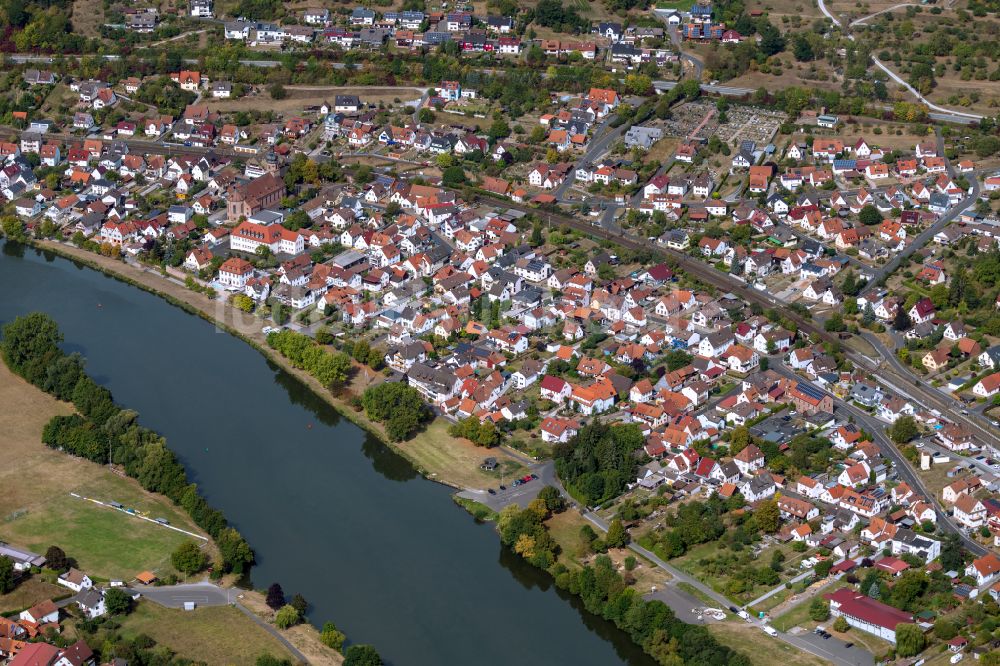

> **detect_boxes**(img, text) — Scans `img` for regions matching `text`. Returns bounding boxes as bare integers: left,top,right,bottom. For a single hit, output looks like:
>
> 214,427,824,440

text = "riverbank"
31,239,526,492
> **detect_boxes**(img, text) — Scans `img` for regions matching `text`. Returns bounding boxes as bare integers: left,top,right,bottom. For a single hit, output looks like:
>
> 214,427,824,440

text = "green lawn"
2,494,194,581
771,597,816,631
115,601,296,665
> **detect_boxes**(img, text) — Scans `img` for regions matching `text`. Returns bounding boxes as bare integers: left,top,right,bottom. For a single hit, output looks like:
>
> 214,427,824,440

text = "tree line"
1,312,254,575
497,496,748,666
267,329,353,390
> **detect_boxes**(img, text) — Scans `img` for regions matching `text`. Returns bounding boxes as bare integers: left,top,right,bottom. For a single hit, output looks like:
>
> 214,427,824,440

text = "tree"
605,519,629,549
418,108,435,123
940,534,965,570
758,22,786,56
44,545,69,572
488,119,511,141
756,499,780,533
815,559,834,578
0,556,13,594
232,294,255,313
360,382,430,441
530,221,543,247
1,313,64,385
171,540,208,575
832,616,849,633
808,597,829,622
104,587,133,615
266,583,285,610
889,416,919,444
320,621,346,651
290,593,307,616
893,306,912,332
825,313,846,332
538,486,565,513
343,644,383,666
268,83,287,100
729,426,751,455
442,166,466,186
274,605,300,629
858,204,882,226
895,623,925,657
793,35,814,61
1,215,27,241
933,619,958,640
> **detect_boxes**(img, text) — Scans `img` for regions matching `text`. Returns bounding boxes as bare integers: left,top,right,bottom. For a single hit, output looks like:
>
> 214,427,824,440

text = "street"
769,363,988,556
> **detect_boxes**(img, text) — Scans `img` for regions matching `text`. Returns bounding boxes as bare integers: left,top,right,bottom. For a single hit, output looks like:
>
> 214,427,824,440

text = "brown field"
0,577,66,614
708,624,828,666
0,362,212,580
726,59,843,91
826,122,933,152
208,86,425,115
71,0,104,38
925,73,1000,117
827,0,911,20
642,136,681,168
745,0,824,21
115,601,298,665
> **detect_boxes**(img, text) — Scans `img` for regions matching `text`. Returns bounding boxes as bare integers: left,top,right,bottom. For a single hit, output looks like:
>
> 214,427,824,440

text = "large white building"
230,218,304,256
218,257,254,289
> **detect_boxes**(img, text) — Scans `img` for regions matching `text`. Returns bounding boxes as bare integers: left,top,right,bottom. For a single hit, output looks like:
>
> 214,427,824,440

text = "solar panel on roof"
795,381,826,401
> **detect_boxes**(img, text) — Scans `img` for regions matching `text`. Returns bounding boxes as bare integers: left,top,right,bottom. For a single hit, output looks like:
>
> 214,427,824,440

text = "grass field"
546,510,593,567
0,577,66,614
708,624,828,666
0,363,210,581
400,418,527,490
116,601,296,665
771,597,815,631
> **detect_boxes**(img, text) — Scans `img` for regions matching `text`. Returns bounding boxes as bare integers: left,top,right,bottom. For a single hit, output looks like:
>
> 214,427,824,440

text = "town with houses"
4,0,1000,663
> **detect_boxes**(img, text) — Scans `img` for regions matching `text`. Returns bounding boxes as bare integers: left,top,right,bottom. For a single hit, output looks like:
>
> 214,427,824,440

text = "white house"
57,568,93,593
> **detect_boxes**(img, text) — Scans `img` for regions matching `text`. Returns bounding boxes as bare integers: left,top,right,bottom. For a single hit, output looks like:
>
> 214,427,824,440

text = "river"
0,242,656,666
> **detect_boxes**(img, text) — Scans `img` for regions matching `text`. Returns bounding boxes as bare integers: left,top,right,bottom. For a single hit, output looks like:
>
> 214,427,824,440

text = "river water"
0,242,655,666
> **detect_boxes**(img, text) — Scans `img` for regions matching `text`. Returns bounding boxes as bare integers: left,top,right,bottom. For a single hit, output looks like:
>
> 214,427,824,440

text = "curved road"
653,10,705,81
815,0,984,120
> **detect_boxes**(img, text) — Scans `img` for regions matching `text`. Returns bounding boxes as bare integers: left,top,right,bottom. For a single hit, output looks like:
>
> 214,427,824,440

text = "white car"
763,626,778,637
